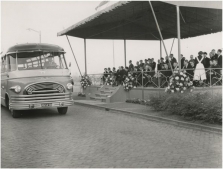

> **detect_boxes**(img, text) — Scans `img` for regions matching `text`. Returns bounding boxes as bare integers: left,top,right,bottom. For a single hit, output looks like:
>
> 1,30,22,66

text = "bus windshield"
17,52,67,70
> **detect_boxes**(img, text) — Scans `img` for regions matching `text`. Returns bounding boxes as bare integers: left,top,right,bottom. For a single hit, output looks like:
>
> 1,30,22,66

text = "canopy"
57,1,222,40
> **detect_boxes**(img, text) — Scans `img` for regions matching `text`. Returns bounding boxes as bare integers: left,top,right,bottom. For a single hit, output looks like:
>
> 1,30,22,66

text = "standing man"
144,59,149,69
169,54,177,67
139,60,144,68
157,59,162,70
203,52,210,68
151,58,156,70
181,54,185,69
210,49,217,60
136,61,140,69
128,60,134,72
189,55,195,63
215,49,222,68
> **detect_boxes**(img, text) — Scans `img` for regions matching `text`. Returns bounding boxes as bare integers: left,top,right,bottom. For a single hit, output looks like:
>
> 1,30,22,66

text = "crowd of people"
102,49,222,87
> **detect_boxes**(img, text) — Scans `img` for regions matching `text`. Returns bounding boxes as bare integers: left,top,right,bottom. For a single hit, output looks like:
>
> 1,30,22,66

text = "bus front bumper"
9,93,74,110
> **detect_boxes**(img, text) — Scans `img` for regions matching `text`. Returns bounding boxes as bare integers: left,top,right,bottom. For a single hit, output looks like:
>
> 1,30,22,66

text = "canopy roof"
57,1,222,40
5,43,65,55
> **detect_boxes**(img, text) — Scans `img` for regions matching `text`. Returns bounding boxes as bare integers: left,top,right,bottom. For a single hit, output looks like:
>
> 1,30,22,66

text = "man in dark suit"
182,60,189,71
203,52,210,69
107,67,112,75
169,54,177,67
116,66,122,85
189,55,195,63
215,49,222,68
157,59,162,70
128,60,134,72
151,58,156,70
139,60,144,68
181,54,185,69
136,61,140,69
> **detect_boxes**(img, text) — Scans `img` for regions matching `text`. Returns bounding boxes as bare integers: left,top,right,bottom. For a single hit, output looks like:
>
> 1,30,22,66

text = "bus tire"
57,107,68,115
11,109,21,118
5,94,9,109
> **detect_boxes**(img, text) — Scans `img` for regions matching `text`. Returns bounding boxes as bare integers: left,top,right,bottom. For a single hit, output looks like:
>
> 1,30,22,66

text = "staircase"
86,85,126,103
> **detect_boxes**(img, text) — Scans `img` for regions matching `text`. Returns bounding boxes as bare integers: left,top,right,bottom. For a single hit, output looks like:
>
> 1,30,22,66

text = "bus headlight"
10,85,22,93
66,83,73,90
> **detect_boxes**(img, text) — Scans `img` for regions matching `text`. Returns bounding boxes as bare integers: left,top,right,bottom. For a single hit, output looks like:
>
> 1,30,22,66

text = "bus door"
1,55,8,106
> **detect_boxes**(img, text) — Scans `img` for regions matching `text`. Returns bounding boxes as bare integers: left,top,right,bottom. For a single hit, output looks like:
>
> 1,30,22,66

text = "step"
95,93,109,97
104,87,116,90
90,96,107,101
100,90,113,94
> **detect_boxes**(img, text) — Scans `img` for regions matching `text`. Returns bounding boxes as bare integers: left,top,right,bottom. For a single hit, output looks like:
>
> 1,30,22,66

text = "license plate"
41,103,52,107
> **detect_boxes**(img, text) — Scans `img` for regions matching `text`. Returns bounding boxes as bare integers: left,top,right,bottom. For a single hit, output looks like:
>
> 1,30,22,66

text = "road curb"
73,101,222,134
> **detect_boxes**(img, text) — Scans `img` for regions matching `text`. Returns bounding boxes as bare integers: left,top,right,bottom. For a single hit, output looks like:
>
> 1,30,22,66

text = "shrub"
127,91,222,124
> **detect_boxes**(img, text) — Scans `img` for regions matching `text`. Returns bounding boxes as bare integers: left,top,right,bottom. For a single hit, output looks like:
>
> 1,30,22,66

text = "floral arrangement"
123,73,137,91
80,75,92,89
105,75,114,86
165,69,194,93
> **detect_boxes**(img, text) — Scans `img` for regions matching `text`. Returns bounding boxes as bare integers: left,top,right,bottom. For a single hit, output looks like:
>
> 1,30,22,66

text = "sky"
1,1,222,76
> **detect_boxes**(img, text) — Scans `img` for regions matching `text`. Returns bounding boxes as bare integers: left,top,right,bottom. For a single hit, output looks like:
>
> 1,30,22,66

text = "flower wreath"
123,73,137,91
165,69,194,93
80,75,92,89
105,74,114,86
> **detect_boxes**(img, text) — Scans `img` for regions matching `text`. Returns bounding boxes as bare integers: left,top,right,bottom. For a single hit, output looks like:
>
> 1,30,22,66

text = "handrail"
82,67,222,88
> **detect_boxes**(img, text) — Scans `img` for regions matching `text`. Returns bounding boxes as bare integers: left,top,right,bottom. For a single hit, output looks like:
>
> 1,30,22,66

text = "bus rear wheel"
57,107,68,115
11,109,21,118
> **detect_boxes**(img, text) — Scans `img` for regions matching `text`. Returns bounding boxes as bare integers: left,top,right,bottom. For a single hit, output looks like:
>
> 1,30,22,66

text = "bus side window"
1,57,5,73
7,54,17,72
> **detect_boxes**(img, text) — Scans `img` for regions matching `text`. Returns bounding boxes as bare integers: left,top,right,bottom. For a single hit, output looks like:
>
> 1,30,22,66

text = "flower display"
165,70,194,93
80,75,92,89
123,73,137,91
105,75,114,86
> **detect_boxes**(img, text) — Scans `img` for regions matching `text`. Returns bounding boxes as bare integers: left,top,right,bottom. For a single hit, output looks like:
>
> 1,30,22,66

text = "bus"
1,43,74,118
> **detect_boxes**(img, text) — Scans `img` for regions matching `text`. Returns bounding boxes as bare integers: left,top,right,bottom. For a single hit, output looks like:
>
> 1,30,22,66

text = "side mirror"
69,62,71,67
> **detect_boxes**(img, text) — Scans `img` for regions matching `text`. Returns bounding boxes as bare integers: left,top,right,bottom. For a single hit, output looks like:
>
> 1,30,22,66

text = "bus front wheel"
57,107,68,115
11,109,21,118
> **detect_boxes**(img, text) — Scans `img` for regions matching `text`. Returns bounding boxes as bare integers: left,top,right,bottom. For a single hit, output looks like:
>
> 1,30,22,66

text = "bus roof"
4,43,65,55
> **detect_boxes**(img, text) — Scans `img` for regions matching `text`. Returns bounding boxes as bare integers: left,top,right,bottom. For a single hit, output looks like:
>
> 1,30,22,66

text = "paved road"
1,105,222,168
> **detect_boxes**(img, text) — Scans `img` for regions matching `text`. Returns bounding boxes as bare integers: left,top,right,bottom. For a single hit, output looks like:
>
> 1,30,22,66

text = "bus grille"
24,82,65,95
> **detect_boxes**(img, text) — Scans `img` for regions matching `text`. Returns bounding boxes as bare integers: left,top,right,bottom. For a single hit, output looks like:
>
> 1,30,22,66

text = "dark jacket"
181,57,185,69
152,62,156,70
129,63,134,71
203,57,210,68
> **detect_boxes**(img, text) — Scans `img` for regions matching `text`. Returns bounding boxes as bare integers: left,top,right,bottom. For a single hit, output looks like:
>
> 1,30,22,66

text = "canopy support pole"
66,35,82,77
177,6,181,70
160,40,162,60
84,38,87,74
170,38,175,54
148,1,173,73
124,39,126,67
113,40,115,67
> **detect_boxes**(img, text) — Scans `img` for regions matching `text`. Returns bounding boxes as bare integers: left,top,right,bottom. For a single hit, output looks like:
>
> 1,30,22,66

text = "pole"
113,40,115,67
39,31,41,43
84,39,87,74
148,1,173,73
124,39,126,67
169,38,175,54
177,6,181,70
160,40,162,60
66,35,82,77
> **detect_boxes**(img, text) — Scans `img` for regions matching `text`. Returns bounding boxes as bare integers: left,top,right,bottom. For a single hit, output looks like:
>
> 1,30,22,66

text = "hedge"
126,92,222,124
